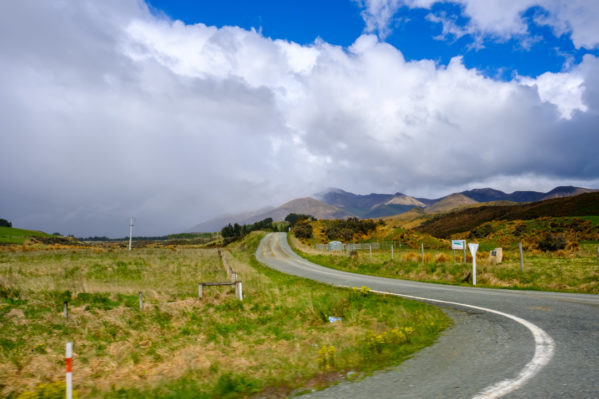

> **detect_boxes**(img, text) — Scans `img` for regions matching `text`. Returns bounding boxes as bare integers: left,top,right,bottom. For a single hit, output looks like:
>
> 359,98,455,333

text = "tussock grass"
290,235,599,294
0,233,449,398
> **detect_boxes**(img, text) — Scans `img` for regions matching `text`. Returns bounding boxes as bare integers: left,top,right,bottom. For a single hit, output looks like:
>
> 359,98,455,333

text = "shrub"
402,252,419,262
435,253,450,263
293,221,313,239
470,224,495,239
324,218,379,241
0,218,11,228
284,213,315,227
538,234,567,252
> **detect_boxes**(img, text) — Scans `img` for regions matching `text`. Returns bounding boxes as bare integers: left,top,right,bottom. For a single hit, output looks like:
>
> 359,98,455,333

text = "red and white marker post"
66,342,73,399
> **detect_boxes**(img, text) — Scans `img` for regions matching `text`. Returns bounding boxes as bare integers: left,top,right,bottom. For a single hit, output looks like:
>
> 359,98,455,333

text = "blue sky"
1,0,599,235
147,0,598,79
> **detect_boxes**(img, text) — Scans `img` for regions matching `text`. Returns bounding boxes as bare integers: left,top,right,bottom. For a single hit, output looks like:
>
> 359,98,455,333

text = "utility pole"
128,217,135,251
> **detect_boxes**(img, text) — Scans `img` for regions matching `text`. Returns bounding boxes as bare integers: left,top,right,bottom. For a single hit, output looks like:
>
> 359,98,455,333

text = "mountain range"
188,186,597,232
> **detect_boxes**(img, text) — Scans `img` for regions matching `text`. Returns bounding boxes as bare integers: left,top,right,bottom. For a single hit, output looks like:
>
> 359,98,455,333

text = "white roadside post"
128,217,135,251
469,243,479,286
66,342,73,399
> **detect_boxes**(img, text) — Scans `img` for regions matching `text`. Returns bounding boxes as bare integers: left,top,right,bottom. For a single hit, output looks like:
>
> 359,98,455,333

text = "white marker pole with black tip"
469,243,479,286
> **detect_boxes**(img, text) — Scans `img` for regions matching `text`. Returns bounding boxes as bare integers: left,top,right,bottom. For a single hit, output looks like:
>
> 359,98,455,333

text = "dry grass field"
0,232,449,398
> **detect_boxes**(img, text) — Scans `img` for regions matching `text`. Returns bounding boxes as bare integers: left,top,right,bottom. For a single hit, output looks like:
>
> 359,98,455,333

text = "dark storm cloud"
1,1,598,236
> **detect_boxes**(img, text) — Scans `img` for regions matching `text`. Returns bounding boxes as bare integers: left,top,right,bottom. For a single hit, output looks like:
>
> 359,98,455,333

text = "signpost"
469,243,479,286
452,240,465,263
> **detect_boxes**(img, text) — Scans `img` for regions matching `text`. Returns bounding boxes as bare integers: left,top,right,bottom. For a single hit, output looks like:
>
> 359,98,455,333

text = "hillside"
417,192,599,238
191,185,597,232
0,226,80,245
264,197,354,221
318,186,596,219
424,193,478,213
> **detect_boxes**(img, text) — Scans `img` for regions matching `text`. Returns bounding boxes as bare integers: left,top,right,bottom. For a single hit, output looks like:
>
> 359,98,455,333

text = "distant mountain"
189,197,353,233
425,193,478,213
386,194,427,207
362,194,428,218
188,207,275,233
317,188,395,217
263,197,354,221
459,186,597,203
542,186,597,199
190,186,597,232
460,188,514,202
317,186,597,218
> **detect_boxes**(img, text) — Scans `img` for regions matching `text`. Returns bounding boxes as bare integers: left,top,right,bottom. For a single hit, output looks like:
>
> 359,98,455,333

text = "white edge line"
261,233,555,398
367,289,555,399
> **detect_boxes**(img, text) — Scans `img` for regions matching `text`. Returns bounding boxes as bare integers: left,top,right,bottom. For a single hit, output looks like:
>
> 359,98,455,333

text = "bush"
293,221,313,239
325,218,379,241
0,218,11,228
284,213,315,227
435,253,450,263
470,224,495,239
538,234,567,252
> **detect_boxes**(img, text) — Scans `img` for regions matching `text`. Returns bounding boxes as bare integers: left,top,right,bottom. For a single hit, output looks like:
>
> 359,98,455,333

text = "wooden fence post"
421,243,424,263
64,301,69,321
198,283,203,299
235,281,243,301
519,242,524,272
138,291,144,311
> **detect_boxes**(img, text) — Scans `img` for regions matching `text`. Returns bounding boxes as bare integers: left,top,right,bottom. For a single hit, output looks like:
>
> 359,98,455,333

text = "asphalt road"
256,233,599,399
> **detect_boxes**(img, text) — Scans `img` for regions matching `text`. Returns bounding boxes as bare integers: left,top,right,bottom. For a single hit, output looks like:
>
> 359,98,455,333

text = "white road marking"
261,233,556,398
369,289,555,399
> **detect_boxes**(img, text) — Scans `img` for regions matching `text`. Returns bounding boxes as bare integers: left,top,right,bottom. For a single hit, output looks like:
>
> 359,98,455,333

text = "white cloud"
358,0,599,49
520,70,588,119
0,0,598,236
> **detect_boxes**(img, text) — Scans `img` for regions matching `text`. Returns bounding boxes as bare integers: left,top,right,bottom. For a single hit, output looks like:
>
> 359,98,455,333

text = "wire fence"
314,241,400,251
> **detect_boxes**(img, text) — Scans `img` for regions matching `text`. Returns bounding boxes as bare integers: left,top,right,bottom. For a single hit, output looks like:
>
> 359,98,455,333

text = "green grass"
290,234,599,294
0,232,450,398
0,227,53,245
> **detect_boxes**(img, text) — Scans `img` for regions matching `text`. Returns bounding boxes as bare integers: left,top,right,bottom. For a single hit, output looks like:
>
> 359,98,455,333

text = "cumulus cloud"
359,0,599,49
0,0,598,236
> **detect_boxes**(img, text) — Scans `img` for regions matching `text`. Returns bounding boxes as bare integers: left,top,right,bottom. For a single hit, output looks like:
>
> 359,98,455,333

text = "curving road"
256,233,599,398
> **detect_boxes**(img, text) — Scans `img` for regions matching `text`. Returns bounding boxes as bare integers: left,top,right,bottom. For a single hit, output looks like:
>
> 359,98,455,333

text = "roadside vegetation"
289,215,599,294
0,231,449,398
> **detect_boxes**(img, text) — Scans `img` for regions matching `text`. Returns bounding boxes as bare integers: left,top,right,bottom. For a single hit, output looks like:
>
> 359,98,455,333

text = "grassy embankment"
289,233,599,294
0,231,450,398
0,227,55,245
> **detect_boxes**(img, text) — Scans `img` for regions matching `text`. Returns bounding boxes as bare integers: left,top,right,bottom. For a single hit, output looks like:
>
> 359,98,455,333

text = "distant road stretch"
256,233,599,398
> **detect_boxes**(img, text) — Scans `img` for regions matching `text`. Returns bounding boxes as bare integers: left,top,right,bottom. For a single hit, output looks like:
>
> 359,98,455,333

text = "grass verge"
0,232,450,398
289,235,599,294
